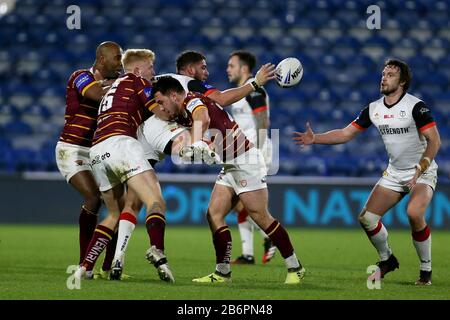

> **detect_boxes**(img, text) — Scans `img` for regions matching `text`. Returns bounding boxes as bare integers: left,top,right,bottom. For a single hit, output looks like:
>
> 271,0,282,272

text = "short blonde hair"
122,49,155,70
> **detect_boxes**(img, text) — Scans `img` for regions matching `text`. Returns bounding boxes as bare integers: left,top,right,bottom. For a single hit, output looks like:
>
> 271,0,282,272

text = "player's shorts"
89,135,153,192
137,116,186,162
377,162,438,193
260,138,272,174
55,141,92,182
215,147,267,195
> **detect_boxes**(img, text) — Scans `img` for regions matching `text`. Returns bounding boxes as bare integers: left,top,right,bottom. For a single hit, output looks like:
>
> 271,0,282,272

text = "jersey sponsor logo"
373,112,380,119
384,114,394,119
420,107,430,114
144,87,152,98
203,82,215,90
378,124,409,135
74,73,92,91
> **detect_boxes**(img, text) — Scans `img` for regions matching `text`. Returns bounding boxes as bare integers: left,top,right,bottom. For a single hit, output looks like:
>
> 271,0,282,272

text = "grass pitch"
0,225,449,300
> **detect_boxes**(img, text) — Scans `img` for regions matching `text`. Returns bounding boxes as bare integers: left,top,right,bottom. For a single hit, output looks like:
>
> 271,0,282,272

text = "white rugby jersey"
229,77,270,145
154,73,218,96
352,92,437,170
137,115,186,163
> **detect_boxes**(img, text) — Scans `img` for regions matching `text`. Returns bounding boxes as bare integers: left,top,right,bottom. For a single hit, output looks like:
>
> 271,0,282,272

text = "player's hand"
255,63,276,86
406,167,421,191
292,122,315,146
179,145,195,161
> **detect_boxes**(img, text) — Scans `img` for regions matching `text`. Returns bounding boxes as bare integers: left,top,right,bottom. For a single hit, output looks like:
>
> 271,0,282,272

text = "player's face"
380,65,402,95
154,91,181,121
191,60,209,81
103,46,123,79
136,59,155,82
226,56,242,84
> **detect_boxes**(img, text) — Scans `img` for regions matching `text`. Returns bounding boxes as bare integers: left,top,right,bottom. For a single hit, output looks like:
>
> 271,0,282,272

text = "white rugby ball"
275,57,303,88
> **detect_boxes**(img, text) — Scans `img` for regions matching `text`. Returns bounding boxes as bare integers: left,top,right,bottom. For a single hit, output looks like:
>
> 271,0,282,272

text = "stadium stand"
0,0,448,182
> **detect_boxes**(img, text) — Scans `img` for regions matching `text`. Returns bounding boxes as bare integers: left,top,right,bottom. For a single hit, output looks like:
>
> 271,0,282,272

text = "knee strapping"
358,210,381,231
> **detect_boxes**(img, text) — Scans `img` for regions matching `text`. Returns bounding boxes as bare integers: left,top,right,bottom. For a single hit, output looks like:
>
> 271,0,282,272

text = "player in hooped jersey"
157,51,278,264
293,59,441,285
55,41,123,270
153,77,306,284
75,49,176,283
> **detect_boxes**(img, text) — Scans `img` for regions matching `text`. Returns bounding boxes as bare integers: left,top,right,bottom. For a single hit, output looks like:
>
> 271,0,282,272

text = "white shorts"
137,115,186,162
90,135,153,192
377,162,438,193
55,141,92,182
215,147,267,195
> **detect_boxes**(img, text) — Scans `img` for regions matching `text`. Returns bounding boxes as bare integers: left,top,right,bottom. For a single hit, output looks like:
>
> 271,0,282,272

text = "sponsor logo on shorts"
240,180,247,187
75,160,84,166
123,166,140,175
91,155,101,166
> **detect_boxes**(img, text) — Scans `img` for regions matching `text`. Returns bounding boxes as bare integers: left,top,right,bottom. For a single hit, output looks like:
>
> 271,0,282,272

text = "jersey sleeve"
186,97,207,116
351,106,372,130
135,77,156,112
73,72,97,96
245,87,268,114
412,101,436,132
187,79,218,96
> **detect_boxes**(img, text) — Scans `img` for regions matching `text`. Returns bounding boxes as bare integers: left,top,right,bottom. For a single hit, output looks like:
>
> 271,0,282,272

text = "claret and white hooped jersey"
351,92,437,170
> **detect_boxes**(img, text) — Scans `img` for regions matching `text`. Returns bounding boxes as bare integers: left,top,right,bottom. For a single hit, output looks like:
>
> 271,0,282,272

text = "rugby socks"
363,221,392,261
237,208,254,257
265,220,300,270
213,226,232,275
82,225,115,271
78,205,99,264
102,231,118,271
112,212,137,265
145,213,166,251
412,226,432,271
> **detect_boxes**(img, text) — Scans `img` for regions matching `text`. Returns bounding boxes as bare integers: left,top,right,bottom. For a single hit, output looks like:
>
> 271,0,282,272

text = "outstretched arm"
207,63,276,106
293,122,361,146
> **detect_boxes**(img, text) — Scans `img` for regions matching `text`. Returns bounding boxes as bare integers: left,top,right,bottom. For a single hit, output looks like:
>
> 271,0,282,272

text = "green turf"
0,225,449,300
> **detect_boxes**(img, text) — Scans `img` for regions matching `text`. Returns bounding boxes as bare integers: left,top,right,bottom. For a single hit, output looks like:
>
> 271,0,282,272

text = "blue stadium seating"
0,0,448,182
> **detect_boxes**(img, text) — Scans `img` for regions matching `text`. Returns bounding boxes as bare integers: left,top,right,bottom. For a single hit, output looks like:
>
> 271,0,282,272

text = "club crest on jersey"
399,110,406,118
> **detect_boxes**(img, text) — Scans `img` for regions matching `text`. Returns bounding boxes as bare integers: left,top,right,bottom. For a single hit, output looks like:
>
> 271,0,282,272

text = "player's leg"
126,170,175,282
109,188,142,280
192,184,238,283
359,185,403,277
76,184,125,279
239,188,305,284
407,183,434,285
69,170,102,264
231,200,255,264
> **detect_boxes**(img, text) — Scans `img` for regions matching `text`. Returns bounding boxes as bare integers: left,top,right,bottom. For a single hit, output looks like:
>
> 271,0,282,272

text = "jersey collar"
383,91,406,109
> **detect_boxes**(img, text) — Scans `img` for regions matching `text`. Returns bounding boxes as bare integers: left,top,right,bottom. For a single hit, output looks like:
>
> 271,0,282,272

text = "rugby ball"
275,57,303,88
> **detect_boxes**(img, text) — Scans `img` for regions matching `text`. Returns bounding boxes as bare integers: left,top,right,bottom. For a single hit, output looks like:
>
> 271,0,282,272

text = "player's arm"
247,88,270,146
293,122,361,145
199,63,276,107
190,105,210,143
412,102,441,174
293,106,371,145
73,71,107,102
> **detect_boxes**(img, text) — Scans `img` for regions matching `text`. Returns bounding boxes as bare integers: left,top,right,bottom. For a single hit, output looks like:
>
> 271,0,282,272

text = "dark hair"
152,76,185,96
176,51,206,72
384,58,412,91
230,50,256,72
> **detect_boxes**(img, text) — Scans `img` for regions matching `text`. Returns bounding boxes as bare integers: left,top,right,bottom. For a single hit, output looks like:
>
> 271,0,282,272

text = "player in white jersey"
226,51,277,265
293,59,441,285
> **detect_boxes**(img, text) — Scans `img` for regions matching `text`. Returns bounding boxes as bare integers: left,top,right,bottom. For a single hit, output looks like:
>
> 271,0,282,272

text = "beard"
380,85,396,95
